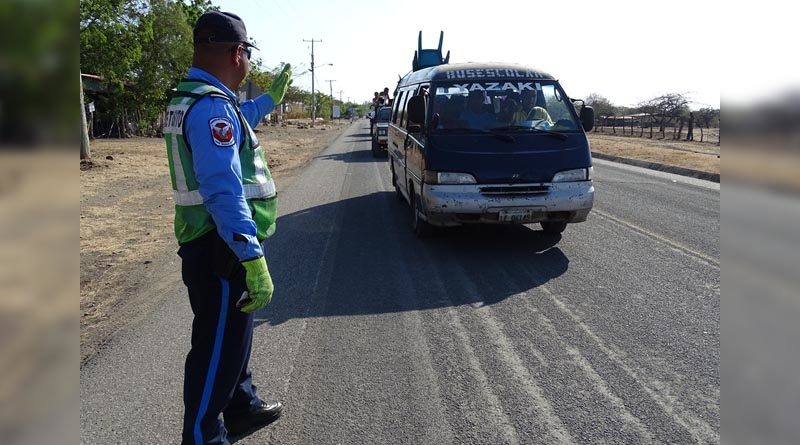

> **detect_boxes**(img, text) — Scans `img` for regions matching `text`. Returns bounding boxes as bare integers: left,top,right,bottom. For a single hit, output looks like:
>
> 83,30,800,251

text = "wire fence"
592,118,720,144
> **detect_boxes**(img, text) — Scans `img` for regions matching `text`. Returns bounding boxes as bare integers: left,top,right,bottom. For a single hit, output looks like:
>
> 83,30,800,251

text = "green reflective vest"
163,80,277,244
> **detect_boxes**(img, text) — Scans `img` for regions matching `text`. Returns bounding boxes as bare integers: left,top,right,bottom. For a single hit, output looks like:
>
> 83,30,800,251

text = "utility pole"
303,38,322,127
326,79,335,119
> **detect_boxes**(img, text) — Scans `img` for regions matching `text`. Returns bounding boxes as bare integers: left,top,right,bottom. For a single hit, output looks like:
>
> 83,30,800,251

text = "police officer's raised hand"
238,256,274,313
267,63,292,105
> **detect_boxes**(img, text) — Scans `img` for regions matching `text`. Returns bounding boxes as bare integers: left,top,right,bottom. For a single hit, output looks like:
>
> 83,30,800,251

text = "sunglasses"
232,44,253,59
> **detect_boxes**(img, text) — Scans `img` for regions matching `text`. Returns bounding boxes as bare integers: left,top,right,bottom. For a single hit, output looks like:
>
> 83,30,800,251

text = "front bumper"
421,181,594,226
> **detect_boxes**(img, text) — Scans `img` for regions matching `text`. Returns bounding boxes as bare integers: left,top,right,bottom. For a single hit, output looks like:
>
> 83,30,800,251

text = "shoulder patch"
209,117,236,147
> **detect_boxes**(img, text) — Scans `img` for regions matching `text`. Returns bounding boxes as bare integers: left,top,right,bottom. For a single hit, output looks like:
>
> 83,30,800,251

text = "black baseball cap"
193,11,258,49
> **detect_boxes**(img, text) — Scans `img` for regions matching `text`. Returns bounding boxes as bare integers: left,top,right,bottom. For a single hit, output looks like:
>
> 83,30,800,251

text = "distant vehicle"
388,62,595,237
371,106,392,157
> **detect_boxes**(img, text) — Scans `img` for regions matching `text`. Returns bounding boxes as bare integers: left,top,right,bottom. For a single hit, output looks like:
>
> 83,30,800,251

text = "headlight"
552,168,590,182
424,171,477,184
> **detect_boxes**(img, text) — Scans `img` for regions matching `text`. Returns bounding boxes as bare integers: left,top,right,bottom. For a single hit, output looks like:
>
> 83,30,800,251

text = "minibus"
388,62,595,237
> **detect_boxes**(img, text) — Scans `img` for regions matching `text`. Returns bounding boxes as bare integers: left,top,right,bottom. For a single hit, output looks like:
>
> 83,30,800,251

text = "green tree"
80,0,146,89
80,0,146,135
80,0,215,136
180,0,218,29
247,58,277,93
131,0,193,134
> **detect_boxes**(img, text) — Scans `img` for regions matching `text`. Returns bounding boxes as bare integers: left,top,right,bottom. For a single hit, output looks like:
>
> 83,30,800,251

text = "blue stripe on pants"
193,277,229,445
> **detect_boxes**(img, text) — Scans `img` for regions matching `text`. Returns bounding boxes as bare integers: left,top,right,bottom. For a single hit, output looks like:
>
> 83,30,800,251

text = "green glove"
267,63,292,105
238,256,274,313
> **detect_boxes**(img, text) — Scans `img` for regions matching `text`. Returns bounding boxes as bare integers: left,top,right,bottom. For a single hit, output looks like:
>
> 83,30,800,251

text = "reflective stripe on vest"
173,177,277,206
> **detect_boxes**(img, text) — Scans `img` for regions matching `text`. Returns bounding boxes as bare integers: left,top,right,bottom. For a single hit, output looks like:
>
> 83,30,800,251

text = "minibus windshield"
431,81,580,133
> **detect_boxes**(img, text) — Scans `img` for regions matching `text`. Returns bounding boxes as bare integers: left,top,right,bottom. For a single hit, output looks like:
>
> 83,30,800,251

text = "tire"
391,163,404,202
411,190,433,238
541,221,567,234
371,138,380,157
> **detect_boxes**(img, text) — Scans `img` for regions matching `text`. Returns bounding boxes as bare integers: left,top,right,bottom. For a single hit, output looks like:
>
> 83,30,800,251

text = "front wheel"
411,191,433,238
541,221,567,234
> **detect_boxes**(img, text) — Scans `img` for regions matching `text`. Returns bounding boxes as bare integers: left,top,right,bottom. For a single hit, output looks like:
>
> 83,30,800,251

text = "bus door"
404,85,429,199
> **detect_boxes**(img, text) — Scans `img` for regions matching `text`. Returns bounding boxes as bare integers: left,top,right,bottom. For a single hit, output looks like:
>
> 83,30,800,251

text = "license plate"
498,209,537,222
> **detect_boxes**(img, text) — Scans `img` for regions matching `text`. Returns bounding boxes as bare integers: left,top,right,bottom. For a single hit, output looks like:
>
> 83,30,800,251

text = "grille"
479,185,550,195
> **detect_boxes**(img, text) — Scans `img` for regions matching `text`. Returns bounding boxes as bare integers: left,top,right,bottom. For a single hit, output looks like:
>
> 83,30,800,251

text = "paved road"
81,120,720,444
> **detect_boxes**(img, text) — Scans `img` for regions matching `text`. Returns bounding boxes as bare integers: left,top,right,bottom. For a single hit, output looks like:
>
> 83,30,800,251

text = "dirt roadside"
79,119,352,364
588,133,720,175
80,122,719,364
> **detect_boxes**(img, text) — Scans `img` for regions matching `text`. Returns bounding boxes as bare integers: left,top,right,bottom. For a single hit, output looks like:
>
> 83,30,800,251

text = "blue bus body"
388,62,594,235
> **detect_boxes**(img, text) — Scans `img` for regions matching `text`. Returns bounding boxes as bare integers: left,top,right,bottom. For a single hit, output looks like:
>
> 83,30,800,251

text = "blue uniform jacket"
183,67,275,261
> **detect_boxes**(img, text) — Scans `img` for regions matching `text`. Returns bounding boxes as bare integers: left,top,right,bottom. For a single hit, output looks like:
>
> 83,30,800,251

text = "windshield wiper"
436,127,515,142
491,125,569,141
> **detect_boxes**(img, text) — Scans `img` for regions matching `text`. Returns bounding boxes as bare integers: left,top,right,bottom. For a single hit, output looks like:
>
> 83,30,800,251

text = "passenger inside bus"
498,92,522,125
439,95,466,129
459,90,495,129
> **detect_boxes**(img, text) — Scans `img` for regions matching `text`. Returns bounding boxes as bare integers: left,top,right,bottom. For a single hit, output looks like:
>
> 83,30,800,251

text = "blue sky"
217,0,727,109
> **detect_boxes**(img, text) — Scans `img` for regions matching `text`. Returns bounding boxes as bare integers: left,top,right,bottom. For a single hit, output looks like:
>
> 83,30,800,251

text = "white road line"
564,346,657,443
442,305,523,445
540,286,719,444
592,209,719,268
434,263,576,444
489,264,658,443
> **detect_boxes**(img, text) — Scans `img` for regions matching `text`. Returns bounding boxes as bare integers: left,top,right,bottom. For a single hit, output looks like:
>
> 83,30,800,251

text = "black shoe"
225,401,283,440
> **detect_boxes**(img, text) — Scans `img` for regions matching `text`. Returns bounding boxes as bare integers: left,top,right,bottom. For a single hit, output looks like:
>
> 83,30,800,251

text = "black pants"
178,233,262,445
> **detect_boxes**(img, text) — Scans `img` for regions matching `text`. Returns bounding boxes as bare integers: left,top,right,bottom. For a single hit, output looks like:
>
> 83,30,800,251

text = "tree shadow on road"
254,192,568,327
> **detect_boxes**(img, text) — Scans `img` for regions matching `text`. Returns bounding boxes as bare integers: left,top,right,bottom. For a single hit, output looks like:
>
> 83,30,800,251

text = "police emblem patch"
209,118,235,147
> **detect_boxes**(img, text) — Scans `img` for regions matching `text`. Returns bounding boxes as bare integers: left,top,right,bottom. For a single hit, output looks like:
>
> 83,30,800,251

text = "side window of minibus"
399,88,415,127
392,90,405,124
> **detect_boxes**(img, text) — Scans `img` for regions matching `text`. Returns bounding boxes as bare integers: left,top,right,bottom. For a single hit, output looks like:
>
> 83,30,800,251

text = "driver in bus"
513,89,553,125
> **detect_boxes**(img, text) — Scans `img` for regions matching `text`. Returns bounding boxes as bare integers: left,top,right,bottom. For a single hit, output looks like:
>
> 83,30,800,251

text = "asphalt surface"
80,120,720,444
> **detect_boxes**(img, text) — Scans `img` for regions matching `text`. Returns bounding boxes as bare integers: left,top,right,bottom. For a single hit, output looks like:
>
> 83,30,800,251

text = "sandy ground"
79,119,351,364
588,133,720,174
79,121,720,364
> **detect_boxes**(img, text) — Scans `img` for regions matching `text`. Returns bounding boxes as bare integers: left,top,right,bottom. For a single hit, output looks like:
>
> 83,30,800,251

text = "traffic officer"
163,11,291,445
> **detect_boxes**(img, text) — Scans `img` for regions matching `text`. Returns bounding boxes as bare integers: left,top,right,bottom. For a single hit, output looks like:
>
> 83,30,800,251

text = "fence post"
80,72,91,159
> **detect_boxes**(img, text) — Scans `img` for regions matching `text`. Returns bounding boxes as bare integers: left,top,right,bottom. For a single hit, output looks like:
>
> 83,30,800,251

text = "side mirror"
407,95,426,130
580,106,595,132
